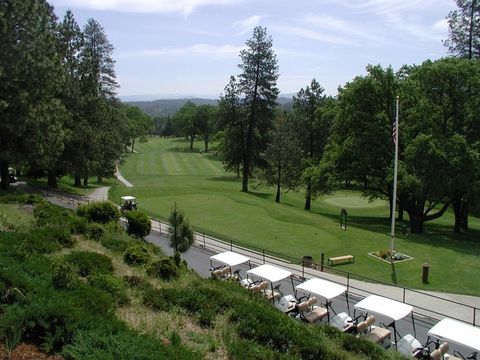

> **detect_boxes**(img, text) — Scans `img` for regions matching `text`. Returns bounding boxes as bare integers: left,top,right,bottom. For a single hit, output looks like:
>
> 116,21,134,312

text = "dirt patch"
0,343,62,360
20,204,35,215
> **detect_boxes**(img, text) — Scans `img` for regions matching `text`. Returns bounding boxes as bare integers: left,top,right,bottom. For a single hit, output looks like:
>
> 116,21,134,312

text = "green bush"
77,201,120,224
69,215,88,234
62,326,201,360
47,225,75,247
146,258,179,281
65,251,114,277
123,244,151,266
104,221,125,234
88,274,129,306
123,275,152,291
125,210,151,238
87,223,105,241
34,202,72,227
15,228,62,255
101,230,136,253
52,260,78,290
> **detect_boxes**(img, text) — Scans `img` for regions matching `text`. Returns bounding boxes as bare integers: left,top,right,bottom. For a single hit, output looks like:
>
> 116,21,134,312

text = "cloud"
385,14,446,42
271,25,355,46
120,43,244,58
305,14,381,43
346,0,434,15
53,0,242,15
234,15,263,35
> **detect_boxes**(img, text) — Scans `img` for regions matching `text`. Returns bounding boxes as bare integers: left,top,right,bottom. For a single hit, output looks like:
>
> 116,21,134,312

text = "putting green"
322,194,387,209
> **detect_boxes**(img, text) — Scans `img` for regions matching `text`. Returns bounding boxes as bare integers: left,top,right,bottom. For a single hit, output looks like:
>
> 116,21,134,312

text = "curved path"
87,186,110,202
115,165,134,188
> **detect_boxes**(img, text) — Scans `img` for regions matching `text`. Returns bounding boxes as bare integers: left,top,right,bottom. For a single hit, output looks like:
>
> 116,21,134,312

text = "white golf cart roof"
247,264,292,283
296,278,347,301
210,251,250,267
427,318,480,352
354,295,413,322
121,196,136,201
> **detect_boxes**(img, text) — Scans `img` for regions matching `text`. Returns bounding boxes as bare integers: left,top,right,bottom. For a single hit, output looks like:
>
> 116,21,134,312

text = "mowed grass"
111,137,480,295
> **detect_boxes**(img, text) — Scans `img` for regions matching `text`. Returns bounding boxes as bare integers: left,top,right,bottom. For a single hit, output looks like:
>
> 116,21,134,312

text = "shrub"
47,225,75,247
125,210,151,238
101,230,136,252
69,215,88,234
86,223,105,241
65,251,114,277
15,228,61,255
104,221,124,233
77,201,120,224
122,275,152,292
146,258,179,281
88,274,129,306
52,260,77,290
123,244,151,266
33,202,72,227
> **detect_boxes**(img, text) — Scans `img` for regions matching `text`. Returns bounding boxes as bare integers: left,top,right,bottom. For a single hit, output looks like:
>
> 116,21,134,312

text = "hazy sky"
49,0,456,99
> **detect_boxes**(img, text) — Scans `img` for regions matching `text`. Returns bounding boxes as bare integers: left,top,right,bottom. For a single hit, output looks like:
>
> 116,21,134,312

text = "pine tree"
237,27,279,192
444,0,480,59
0,0,65,189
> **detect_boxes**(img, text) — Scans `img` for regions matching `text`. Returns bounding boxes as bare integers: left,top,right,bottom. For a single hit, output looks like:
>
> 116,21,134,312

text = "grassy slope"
111,137,480,295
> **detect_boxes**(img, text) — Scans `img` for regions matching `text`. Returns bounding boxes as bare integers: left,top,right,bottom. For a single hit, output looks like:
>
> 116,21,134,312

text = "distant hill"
125,96,293,117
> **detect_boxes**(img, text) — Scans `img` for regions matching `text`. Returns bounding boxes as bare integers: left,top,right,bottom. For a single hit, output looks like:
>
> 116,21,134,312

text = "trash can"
422,263,430,283
302,256,314,268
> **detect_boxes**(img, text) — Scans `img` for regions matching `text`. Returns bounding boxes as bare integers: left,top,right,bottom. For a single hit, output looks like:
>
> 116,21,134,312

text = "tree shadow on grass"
166,147,198,153
208,176,240,183
391,262,398,285
318,210,480,256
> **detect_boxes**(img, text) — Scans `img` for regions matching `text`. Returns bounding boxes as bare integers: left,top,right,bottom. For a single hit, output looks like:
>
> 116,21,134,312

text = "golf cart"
245,264,296,312
295,277,350,327
423,318,480,360
209,251,251,281
353,294,416,351
120,196,137,212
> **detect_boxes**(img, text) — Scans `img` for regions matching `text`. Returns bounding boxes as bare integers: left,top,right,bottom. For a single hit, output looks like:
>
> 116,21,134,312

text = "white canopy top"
210,251,250,267
354,295,413,322
121,196,136,201
295,278,347,301
427,318,480,352
247,264,292,283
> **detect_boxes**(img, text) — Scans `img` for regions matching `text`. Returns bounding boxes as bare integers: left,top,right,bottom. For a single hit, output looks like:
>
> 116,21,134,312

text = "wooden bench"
328,255,355,266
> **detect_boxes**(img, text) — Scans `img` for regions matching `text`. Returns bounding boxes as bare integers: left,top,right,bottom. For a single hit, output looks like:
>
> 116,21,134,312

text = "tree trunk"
275,165,281,203
83,176,88,187
131,139,135,153
409,213,424,234
242,155,249,192
388,189,393,221
47,169,58,188
97,175,102,183
398,202,404,222
0,160,9,190
74,175,81,187
190,135,194,151
452,196,469,232
204,136,209,153
304,181,311,210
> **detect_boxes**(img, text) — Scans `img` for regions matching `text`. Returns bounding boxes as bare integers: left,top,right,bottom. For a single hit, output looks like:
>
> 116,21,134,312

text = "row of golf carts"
210,251,480,360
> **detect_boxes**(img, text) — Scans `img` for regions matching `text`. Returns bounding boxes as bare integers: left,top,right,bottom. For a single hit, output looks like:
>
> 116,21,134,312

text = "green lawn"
111,137,480,295
28,176,117,196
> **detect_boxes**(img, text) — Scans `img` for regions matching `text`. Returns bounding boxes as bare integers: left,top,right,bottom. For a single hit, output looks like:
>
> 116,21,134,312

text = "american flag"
392,96,399,146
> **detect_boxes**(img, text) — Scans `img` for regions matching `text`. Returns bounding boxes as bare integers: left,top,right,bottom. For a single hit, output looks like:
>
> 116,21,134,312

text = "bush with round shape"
52,260,77,289
87,223,105,241
146,258,179,281
77,202,120,224
88,274,129,305
125,210,151,238
65,251,114,277
123,244,151,266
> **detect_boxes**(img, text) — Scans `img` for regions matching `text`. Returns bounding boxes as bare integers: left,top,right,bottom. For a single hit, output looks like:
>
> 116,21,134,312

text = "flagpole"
390,96,399,252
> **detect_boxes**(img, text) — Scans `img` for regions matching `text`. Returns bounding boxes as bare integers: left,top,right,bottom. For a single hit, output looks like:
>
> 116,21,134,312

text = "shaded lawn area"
110,137,480,296
27,176,117,196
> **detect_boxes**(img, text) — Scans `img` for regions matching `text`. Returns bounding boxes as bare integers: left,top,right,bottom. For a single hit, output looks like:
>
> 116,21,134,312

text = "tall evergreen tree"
218,76,244,178
444,0,480,59
55,10,84,187
0,0,65,189
79,18,120,185
261,112,301,203
237,26,279,192
293,79,329,210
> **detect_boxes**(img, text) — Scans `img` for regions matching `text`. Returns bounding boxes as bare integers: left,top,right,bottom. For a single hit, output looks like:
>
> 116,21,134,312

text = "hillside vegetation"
0,193,403,359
